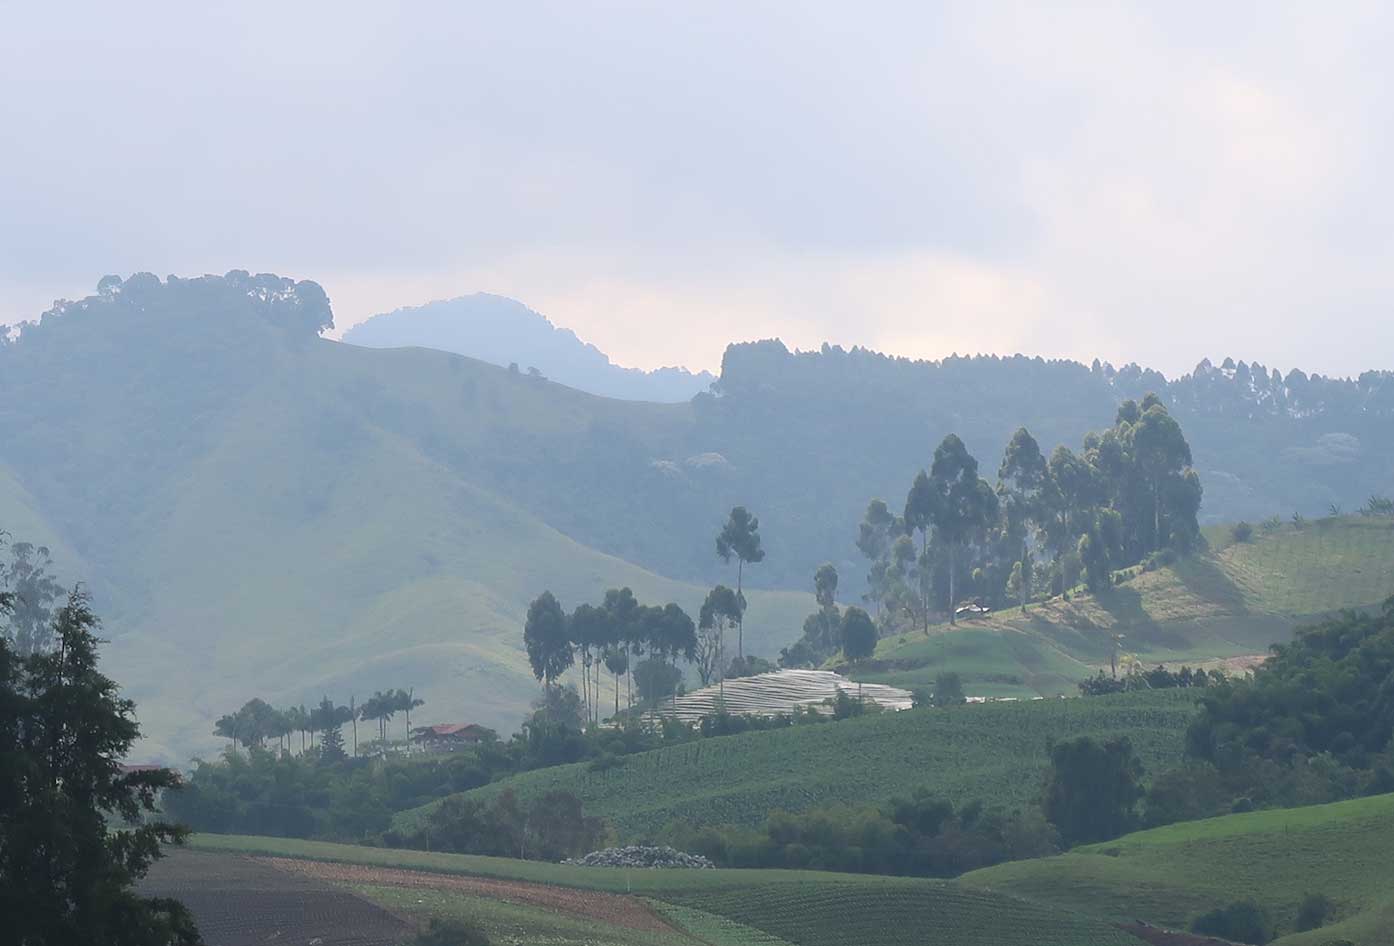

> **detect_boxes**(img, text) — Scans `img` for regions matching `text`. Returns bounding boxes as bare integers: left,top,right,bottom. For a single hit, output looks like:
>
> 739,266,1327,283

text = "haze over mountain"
2,271,1392,761
343,294,715,402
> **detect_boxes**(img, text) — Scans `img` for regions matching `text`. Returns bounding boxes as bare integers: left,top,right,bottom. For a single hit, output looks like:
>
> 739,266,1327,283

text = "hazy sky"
3,2,1391,377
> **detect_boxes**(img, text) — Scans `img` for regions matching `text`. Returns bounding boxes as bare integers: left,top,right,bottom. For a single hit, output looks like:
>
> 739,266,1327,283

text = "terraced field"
962,792,1394,945
187,835,1140,946
394,689,1198,839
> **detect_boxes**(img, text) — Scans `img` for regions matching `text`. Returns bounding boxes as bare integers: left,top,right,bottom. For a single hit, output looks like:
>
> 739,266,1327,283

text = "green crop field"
393,689,1198,839
189,834,1136,946
962,791,1394,945
853,516,1394,697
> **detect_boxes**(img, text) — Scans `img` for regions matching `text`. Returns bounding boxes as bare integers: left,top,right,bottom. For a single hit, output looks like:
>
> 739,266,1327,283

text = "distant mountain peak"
342,294,714,403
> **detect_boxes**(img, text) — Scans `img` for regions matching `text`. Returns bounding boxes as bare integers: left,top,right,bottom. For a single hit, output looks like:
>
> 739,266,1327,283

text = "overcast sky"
3,2,1391,377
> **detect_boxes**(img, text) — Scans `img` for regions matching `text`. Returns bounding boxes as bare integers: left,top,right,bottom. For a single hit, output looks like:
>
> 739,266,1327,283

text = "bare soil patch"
260,856,680,934
141,850,413,946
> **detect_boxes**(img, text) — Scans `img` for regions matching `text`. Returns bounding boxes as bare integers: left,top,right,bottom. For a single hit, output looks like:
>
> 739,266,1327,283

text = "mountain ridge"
342,293,715,403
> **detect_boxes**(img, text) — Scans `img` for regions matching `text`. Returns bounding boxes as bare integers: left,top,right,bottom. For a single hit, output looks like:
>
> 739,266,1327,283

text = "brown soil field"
260,856,681,934
141,849,413,946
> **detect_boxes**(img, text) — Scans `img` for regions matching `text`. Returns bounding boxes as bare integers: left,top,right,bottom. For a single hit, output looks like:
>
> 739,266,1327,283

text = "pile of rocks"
563,845,715,869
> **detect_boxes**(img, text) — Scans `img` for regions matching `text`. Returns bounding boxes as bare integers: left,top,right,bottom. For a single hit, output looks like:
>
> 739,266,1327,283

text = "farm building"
410,722,495,751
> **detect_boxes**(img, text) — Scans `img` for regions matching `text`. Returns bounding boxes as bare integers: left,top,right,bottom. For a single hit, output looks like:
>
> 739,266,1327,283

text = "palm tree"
395,688,424,745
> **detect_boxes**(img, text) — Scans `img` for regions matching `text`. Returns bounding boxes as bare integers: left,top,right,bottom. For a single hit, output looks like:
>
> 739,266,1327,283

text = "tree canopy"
0,588,199,945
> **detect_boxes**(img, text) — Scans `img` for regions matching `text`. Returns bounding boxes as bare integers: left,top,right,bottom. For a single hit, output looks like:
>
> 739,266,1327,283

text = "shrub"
1295,892,1334,933
1231,521,1254,543
1190,900,1272,944
412,918,490,946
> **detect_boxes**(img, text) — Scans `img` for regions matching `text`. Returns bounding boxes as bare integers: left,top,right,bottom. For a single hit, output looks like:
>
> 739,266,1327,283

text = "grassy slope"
189,834,1136,946
3,342,812,763
853,517,1394,698
394,689,1197,839
962,792,1394,945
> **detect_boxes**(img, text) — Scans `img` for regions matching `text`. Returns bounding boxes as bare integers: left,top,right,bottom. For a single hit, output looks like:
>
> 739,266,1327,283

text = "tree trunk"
1154,479,1162,551
736,559,744,661
948,545,957,625
614,670,620,718
921,530,929,635
1021,539,1030,612
351,715,357,757
579,650,589,725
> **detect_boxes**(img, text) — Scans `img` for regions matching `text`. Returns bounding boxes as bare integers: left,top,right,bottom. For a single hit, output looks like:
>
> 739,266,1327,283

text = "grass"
356,884,693,946
855,516,1394,697
962,791,1394,944
189,833,1137,946
392,689,1198,839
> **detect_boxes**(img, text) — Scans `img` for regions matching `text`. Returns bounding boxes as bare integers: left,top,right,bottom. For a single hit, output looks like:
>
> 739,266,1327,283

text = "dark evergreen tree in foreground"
0,587,200,945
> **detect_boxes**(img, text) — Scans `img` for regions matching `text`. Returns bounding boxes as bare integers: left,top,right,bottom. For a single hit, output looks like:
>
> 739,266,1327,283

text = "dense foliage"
0,587,198,945
850,396,1202,638
390,787,606,861
665,790,1057,877
1185,599,1394,807
1042,736,1145,846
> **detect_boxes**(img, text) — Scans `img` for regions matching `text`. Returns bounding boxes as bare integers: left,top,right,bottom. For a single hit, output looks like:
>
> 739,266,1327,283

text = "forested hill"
2,272,1391,758
342,294,715,402
703,340,1394,579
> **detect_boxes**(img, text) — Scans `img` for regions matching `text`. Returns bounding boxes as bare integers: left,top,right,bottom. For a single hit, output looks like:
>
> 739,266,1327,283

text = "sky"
2,2,1391,378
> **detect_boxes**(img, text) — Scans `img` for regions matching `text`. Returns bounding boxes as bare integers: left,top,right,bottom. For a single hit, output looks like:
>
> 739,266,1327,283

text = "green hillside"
190,834,1138,946
851,516,1394,698
962,791,1394,945
0,277,812,761
394,689,1197,839
4,273,1392,763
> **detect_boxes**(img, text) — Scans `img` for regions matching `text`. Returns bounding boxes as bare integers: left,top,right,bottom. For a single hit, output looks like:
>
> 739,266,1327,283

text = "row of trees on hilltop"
856,396,1200,635
214,688,424,759
524,587,698,724
524,505,773,721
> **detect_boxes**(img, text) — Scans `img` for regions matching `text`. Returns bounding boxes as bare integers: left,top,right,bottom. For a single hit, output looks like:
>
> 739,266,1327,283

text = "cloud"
2,2,1391,377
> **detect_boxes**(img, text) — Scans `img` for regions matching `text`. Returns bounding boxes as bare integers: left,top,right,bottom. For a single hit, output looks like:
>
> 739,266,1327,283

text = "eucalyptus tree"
998,428,1049,611
715,506,765,661
1132,402,1194,551
569,602,609,725
902,471,936,633
928,435,998,624
698,584,742,693
604,587,641,708
523,591,573,693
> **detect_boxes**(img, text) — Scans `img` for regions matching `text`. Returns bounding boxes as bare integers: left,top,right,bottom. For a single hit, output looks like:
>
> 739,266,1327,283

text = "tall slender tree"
998,428,1049,612
903,471,936,633
523,591,573,692
715,506,765,661
928,435,998,624
699,585,742,696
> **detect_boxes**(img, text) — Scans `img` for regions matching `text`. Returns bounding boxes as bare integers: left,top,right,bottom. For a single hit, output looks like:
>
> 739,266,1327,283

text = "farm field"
139,848,412,946
187,834,1140,946
851,516,1394,697
962,791,1394,945
393,689,1198,839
